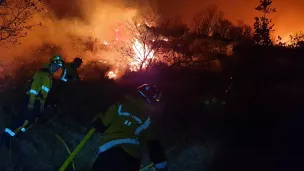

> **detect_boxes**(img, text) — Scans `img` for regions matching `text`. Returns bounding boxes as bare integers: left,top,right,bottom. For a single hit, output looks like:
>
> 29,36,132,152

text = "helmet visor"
53,60,64,67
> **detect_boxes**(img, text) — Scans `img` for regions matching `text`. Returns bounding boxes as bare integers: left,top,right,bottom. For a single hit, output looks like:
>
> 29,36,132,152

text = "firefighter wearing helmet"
91,84,168,171
0,55,64,147
60,57,83,82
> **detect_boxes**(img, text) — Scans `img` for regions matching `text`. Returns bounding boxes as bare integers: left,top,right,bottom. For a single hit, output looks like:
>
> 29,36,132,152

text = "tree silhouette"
0,0,46,45
213,18,233,38
253,0,276,46
192,5,224,36
228,20,253,41
286,32,304,49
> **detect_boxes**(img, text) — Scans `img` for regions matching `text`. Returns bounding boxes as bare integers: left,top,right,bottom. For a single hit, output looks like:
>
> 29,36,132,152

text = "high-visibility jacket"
93,97,168,169
27,67,52,110
60,62,79,82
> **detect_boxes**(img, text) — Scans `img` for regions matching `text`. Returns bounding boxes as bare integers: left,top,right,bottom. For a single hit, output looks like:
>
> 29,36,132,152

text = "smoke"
1,0,303,65
149,0,304,40
0,0,141,64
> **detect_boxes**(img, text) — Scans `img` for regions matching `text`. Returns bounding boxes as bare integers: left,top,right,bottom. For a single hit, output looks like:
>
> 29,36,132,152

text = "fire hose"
55,134,75,171
58,128,96,171
58,128,154,171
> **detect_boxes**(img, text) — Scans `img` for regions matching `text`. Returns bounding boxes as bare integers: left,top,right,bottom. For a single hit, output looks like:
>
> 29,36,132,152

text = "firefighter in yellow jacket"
91,84,168,171
0,55,64,146
60,57,83,82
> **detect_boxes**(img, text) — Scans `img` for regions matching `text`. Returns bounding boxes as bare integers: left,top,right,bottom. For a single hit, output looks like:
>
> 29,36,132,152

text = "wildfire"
106,24,156,79
106,38,155,79
130,38,155,72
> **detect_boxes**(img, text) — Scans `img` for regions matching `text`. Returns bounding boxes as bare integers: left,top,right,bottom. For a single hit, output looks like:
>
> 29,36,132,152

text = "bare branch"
213,19,233,38
0,0,45,45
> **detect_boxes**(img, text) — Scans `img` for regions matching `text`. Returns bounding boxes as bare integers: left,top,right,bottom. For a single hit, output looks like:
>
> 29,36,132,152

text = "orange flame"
130,38,155,72
106,38,155,79
106,23,156,79
106,70,118,79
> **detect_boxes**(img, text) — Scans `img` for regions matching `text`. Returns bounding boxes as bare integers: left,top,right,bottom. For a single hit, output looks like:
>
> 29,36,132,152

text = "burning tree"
0,0,46,45
114,13,170,72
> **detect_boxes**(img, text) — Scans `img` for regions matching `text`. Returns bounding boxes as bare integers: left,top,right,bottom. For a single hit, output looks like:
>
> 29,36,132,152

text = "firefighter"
60,57,83,82
0,55,64,146
91,84,168,171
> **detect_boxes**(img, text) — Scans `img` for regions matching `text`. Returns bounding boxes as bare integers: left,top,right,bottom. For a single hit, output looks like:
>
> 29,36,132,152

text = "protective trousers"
4,97,42,137
91,147,140,171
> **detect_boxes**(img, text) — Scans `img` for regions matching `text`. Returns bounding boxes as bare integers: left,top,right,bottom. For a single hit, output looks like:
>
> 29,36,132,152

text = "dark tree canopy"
0,0,45,45
253,0,276,46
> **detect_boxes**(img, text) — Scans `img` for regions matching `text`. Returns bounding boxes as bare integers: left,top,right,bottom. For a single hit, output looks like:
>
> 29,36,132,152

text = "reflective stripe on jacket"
60,63,79,82
95,98,155,159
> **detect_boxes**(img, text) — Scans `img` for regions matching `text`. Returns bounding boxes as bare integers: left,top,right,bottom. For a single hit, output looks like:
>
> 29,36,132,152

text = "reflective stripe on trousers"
155,161,168,169
4,127,26,137
29,89,38,95
98,138,140,154
4,128,15,136
117,104,151,136
29,84,50,96
41,86,50,92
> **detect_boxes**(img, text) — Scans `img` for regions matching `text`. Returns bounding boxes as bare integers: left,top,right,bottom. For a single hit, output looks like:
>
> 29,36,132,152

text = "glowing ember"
145,22,152,27
107,70,117,79
99,60,107,63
